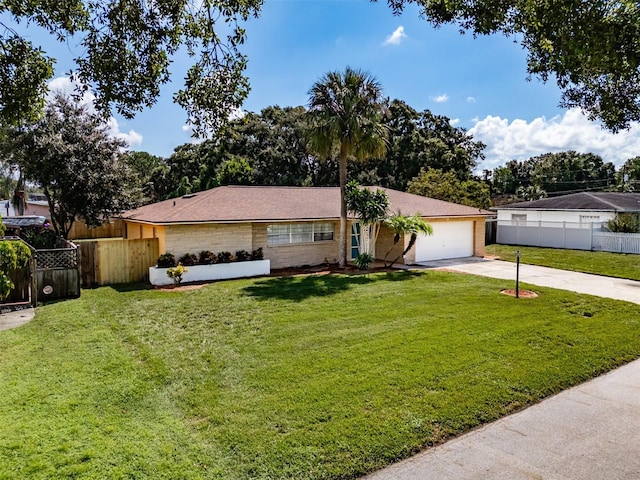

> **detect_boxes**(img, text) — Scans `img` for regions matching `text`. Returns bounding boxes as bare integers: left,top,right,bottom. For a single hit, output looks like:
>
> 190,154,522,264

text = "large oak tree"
0,0,262,133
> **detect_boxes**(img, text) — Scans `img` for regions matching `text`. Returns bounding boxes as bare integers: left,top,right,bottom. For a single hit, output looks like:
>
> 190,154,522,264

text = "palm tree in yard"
307,67,388,266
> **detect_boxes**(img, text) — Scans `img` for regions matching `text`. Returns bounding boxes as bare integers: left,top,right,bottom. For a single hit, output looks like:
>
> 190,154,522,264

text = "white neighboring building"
496,192,640,225
494,192,640,250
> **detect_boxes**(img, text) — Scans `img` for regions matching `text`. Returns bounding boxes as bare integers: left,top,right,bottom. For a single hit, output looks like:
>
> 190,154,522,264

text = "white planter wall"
149,260,270,286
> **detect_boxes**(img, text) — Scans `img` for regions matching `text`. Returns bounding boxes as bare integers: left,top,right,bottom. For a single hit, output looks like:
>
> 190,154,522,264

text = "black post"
515,249,520,299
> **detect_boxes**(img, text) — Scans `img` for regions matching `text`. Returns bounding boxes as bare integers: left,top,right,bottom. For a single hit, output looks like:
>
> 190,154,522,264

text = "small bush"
235,249,250,262
251,247,264,260
217,251,232,263
166,262,188,285
353,252,374,271
178,253,198,266
199,250,217,265
156,253,176,268
606,213,640,233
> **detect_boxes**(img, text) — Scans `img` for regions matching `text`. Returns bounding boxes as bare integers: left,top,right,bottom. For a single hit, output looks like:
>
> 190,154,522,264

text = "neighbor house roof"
123,186,490,225
496,192,640,212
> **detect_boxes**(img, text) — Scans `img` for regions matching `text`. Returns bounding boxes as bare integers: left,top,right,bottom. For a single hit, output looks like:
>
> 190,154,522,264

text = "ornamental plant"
156,252,176,268
353,252,374,271
166,262,188,285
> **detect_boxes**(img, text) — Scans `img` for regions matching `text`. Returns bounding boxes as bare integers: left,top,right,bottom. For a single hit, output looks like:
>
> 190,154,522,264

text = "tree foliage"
528,151,616,194
606,213,640,233
619,156,640,191
387,0,640,132
6,94,139,238
352,100,484,189
345,181,389,259
0,0,262,133
408,167,491,209
383,214,432,268
0,239,31,300
307,67,388,266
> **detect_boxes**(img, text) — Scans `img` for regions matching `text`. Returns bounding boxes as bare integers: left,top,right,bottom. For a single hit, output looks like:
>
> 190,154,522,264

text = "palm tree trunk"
338,143,348,267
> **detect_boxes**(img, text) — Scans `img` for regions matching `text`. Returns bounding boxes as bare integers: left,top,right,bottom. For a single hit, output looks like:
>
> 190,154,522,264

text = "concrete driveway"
416,257,640,304
364,258,640,480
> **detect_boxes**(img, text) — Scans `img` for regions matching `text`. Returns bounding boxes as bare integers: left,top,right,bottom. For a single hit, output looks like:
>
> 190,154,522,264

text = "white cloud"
431,94,449,103
383,26,407,46
47,76,143,148
449,118,460,126
107,118,143,147
466,96,476,103
469,108,640,170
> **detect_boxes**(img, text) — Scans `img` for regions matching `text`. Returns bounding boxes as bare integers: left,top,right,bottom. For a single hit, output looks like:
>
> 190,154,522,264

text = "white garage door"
414,221,474,262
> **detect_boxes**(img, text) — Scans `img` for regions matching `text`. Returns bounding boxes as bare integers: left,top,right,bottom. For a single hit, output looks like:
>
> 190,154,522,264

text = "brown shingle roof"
123,186,490,224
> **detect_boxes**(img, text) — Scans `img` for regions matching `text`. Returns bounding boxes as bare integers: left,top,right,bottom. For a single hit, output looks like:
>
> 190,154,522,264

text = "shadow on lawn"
243,270,422,302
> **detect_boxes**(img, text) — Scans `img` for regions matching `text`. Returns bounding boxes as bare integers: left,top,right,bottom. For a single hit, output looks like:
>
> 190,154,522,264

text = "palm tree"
307,67,388,266
383,214,433,267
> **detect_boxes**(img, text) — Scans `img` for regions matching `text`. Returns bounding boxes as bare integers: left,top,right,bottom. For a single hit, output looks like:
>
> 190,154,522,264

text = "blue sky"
13,0,640,169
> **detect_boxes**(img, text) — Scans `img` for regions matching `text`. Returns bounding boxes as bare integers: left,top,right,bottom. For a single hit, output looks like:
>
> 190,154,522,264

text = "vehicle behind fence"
497,220,640,254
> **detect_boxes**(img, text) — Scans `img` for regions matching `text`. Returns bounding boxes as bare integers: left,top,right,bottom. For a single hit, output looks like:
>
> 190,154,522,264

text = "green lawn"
486,244,640,281
1,271,640,479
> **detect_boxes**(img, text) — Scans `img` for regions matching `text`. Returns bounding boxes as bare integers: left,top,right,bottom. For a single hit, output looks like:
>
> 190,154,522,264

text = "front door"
351,223,361,260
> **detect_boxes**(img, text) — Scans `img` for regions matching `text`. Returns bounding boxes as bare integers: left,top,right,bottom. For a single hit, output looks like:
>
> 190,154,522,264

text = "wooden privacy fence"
77,238,159,287
68,218,125,240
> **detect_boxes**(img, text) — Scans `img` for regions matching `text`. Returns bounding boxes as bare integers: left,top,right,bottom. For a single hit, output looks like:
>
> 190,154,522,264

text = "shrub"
198,250,217,265
217,251,232,263
251,247,264,260
20,227,57,249
353,252,374,270
235,249,250,262
0,240,32,300
178,253,198,266
606,213,640,233
166,262,188,285
156,252,176,268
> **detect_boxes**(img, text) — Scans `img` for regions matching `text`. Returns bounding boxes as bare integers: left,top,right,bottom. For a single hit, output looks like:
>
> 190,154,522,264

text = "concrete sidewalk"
365,258,640,479
0,307,35,332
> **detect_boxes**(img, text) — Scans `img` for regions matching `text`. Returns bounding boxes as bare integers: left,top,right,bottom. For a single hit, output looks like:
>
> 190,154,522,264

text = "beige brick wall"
253,222,340,269
164,223,253,259
473,218,486,257
374,224,406,264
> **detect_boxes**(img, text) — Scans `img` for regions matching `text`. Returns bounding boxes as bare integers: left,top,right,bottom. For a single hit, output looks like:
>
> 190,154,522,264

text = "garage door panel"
415,221,474,262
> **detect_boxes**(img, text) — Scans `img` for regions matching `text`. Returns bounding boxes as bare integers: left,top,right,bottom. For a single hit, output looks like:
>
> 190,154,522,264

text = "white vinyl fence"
497,220,640,254
592,231,640,254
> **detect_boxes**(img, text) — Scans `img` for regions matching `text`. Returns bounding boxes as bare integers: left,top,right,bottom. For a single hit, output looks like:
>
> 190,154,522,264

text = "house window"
267,222,334,246
580,215,600,223
314,223,334,241
511,214,527,223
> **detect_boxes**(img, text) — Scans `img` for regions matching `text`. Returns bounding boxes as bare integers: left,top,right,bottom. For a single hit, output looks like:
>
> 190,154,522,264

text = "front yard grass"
1,270,640,479
486,244,640,281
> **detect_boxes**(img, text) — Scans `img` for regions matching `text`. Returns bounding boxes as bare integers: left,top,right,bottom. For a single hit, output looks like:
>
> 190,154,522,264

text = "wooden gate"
35,244,81,302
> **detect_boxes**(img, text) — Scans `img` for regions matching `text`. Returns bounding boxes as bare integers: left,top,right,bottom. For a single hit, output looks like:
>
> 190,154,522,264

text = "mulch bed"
500,289,539,298
155,263,399,291
270,263,398,277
